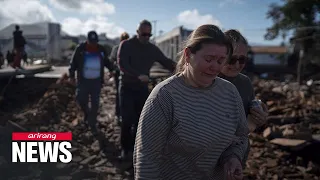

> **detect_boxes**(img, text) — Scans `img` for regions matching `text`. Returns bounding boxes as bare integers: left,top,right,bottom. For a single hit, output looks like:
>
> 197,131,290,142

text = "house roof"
250,46,288,54
0,22,69,39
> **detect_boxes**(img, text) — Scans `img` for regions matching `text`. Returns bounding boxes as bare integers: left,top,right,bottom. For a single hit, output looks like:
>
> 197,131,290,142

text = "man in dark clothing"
109,32,130,123
6,51,13,64
117,19,176,159
12,25,26,68
69,31,114,134
0,52,4,69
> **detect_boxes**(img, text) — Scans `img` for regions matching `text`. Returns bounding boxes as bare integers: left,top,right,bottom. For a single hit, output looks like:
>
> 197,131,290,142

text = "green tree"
265,0,319,51
265,0,320,81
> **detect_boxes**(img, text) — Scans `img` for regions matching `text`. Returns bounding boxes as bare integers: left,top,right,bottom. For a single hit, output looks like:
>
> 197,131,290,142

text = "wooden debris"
245,79,320,179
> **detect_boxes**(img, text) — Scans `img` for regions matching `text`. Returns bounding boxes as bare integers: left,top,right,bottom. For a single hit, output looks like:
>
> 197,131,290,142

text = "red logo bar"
12,132,72,141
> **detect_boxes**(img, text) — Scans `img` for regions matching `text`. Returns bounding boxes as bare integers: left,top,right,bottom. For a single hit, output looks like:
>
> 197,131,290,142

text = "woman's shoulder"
148,75,178,100
237,73,252,84
215,77,238,89
215,77,241,98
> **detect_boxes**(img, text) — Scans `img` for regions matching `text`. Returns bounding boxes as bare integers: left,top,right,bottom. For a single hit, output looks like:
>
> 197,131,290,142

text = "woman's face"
185,43,228,87
221,43,248,77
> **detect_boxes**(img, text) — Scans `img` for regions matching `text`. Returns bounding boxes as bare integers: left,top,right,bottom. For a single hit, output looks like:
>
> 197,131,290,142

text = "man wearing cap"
117,19,176,159
69,30,114,134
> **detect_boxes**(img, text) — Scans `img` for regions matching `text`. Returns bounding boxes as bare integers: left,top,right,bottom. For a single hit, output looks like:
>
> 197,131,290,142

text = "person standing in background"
109,32,130,124
219,29,269,168
0,51,4,69
117,19,176,159
69,30,114,134
12,25,26,69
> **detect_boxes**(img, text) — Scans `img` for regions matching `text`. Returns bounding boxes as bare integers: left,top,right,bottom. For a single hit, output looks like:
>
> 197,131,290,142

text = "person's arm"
154,46,177,72
134,88,172,180
68,45,80,79
247,77,268,129
220,87,249,165
100,46,114,72
118,41,140,76
109,46,118,64
248,79,255,102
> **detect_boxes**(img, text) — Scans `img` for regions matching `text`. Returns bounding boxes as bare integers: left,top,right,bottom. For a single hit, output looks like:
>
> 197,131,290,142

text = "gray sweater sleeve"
133,88,172,180
118,41,140,77
220,86,249,165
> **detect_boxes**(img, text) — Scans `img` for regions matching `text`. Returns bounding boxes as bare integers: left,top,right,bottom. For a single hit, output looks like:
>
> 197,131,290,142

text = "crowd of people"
0,25,28,69
68,19,269,180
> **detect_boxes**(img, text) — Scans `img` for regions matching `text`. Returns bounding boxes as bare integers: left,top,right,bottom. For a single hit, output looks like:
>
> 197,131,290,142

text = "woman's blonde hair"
175,24,232,74
120,32,130,41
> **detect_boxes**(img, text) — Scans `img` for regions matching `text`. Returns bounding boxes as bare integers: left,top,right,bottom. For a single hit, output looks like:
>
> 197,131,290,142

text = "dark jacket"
218,73,255,116
13,30,26,49
118,36,176,84
68,42,114,84
109,44,120,72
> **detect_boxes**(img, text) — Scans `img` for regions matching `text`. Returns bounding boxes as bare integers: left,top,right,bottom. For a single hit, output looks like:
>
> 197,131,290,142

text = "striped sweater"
133,74,249,180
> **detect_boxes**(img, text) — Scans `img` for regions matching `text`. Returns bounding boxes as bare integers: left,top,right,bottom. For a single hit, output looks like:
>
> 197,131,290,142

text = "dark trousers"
76,79,101,129
115,70,120,118
120,82,149,152
12,47,24,68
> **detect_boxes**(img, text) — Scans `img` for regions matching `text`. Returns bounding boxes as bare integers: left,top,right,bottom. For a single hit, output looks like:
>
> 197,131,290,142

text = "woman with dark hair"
220,29,269,167
134,24,248,180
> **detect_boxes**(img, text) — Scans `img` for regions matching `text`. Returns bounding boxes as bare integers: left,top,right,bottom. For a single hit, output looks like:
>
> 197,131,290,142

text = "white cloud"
49,0,115,15
219,0,244,8
61,16,125,38
0,0,56,29
177,9,222,29
0,0,124,39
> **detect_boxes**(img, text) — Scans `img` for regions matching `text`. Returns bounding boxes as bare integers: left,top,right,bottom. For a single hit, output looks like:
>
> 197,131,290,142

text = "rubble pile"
244,80,320,180
0,75,133,180
5,74,76,131
1,74,320,180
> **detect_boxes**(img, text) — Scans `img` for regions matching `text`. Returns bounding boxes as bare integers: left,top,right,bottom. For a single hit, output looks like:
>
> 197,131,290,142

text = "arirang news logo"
11,132,73,163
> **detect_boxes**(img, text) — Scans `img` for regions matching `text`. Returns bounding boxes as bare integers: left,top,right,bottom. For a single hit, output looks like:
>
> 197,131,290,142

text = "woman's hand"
223,157,243,180
249,102,268,127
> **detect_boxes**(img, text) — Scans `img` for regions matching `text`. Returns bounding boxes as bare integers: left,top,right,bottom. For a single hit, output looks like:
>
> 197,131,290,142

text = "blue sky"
1,0,287,45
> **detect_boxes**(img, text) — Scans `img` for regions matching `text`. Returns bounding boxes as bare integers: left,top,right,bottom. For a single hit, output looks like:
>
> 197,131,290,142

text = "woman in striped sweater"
133,24,249,180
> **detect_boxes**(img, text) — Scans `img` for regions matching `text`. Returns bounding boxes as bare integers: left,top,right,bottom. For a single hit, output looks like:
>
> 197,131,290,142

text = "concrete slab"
34,66,68,78
0,64,52,79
